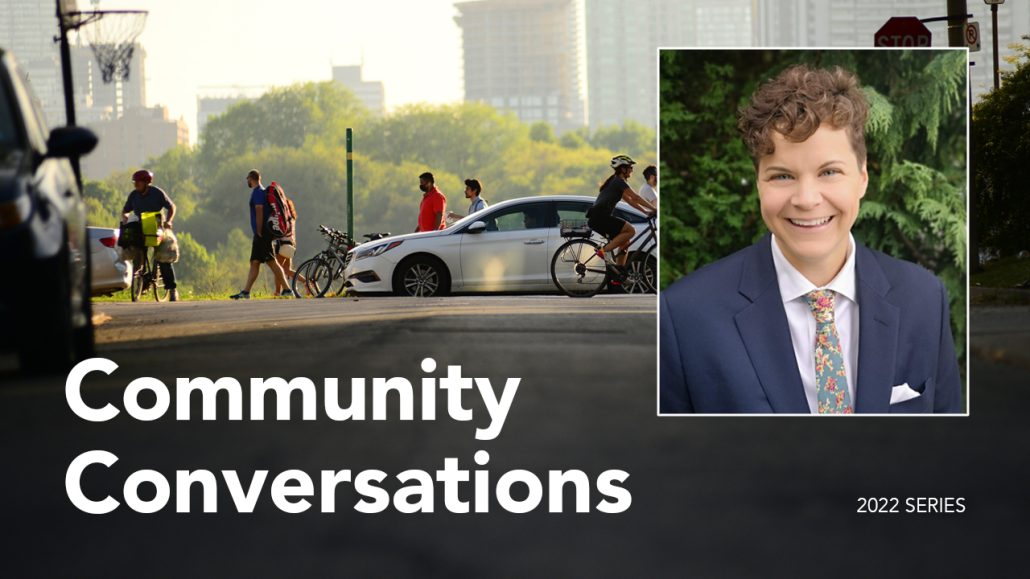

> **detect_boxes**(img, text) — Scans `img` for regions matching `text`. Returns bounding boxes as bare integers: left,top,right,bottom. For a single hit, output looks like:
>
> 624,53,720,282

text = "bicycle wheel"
129,249,145,302
151,254,169,302
328,259,348,297
293,257,333,298
551,238,608,298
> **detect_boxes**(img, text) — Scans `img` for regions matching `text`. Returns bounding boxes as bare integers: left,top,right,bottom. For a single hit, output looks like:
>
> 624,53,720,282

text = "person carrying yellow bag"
121,169,179,301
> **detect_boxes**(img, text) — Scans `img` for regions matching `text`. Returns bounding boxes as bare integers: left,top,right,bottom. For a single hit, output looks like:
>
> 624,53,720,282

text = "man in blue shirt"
446,178,489,225
121,169,179,301
465,178,488,215
230,169,292,299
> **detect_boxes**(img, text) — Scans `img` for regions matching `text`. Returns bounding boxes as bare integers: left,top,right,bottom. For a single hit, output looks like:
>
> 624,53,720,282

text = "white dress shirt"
770,234,860,413
639,183,658,205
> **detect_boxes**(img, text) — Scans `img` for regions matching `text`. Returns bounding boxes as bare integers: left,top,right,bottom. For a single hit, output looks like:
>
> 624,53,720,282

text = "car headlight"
354,240,403,260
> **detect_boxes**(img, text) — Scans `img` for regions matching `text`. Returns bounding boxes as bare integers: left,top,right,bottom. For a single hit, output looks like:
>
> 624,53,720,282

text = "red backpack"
265,181,294,239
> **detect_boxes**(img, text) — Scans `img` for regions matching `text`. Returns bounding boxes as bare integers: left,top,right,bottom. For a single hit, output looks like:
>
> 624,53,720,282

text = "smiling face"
757,124,868,285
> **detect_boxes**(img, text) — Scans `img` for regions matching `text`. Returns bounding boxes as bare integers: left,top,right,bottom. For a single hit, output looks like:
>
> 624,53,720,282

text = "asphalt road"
1,298,1027,577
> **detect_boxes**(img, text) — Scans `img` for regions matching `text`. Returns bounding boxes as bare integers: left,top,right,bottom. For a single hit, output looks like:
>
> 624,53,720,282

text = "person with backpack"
274,196,301,295
229,169,295,299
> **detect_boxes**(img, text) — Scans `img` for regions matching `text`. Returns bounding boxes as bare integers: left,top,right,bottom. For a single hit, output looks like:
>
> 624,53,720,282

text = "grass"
970,256,1030,306
971,256,1030,289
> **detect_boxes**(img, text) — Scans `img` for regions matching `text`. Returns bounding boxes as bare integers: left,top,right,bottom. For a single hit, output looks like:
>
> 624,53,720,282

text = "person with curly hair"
660,64,961,415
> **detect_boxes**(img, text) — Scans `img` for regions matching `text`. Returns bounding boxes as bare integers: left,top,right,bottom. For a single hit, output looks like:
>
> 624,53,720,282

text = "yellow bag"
140,211,164,247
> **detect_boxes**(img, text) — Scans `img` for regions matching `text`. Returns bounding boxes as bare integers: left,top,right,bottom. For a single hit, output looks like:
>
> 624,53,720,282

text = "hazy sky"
91,0,465,141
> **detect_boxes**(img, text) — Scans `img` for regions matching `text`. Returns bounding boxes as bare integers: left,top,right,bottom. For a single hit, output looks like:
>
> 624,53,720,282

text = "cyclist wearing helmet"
121,169,179,301
588,155,657,268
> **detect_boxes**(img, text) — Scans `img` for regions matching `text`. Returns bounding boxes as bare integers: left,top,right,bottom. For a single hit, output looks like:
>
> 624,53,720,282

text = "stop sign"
874,17,932,47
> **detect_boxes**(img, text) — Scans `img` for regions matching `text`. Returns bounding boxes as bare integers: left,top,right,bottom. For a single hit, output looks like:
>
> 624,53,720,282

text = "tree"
197,82,370,183
973,40,1030,256
529,121,556,143
363,102,527,180
589,120,655,160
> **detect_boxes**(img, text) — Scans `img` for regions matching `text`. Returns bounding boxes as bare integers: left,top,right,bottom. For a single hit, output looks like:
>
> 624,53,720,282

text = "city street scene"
2,0,1029,576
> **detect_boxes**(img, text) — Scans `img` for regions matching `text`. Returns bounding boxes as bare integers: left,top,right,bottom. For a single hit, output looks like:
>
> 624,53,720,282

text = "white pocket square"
890,383,922,405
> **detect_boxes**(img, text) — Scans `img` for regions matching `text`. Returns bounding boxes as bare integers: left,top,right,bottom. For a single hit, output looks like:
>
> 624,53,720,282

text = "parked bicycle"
291,225,390,298
550,215,657,298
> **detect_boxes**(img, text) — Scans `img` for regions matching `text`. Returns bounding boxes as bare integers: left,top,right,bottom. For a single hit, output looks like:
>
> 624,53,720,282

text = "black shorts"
250,234,275,263
588,214,627,240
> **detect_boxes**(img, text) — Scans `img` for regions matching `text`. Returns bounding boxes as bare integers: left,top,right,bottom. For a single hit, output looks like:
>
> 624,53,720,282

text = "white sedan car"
342,195,655,296
88,226,131,296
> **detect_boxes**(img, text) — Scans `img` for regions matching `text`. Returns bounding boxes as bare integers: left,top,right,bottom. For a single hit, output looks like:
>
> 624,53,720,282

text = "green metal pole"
346,128,353,241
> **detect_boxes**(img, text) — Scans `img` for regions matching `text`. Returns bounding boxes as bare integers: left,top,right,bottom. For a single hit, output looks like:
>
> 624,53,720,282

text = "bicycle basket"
559,219,592,238
118,221,144,248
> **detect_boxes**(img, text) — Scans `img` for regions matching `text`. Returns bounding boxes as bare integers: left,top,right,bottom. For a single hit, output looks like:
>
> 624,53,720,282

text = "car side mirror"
467,221,487,234
46,126,98,159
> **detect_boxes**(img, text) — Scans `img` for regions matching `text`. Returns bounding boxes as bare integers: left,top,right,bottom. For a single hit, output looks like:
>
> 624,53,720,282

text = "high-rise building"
197,94,249,140
585,0,753,132
332,65,385,116
72,41,146,123
1,0,149,127
0,0,67,126
455,0,586,132
755,0,947,47
81,105,189,180
753,0,1030,103
967,1,1030,102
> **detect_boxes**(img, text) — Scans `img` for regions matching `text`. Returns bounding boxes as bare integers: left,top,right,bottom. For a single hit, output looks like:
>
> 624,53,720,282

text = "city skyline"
6,0,1029,146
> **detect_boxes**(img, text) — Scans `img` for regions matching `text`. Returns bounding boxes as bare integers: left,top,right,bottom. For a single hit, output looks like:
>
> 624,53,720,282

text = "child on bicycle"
587,155,657,269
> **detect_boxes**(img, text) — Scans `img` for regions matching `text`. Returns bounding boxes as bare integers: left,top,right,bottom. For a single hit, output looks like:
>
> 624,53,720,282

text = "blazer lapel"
854,244,900,413
734,235,809,413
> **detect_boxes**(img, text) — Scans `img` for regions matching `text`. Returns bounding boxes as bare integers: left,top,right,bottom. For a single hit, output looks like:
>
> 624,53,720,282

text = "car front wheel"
392,256,450,297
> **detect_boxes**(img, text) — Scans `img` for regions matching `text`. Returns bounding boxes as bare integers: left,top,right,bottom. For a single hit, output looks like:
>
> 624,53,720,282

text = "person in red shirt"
416,172,447,232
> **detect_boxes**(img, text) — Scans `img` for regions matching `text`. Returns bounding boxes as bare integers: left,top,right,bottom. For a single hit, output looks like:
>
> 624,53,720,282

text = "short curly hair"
738,64,868,168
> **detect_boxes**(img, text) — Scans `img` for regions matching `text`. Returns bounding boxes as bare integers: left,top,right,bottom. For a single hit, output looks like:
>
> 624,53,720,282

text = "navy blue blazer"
660,235,963,414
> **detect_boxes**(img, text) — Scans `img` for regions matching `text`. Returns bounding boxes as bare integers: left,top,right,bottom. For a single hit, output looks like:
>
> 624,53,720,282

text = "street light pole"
991,2,1000,90
947,0,968,47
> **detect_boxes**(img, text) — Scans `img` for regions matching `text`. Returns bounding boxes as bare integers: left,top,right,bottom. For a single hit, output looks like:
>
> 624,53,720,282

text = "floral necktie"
805,290,854,414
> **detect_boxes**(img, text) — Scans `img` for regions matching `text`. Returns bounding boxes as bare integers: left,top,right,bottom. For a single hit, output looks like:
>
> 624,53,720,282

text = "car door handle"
524,239,545,245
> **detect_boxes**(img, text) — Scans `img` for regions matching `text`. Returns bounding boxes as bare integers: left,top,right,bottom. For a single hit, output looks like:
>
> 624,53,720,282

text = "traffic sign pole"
947,0,968,47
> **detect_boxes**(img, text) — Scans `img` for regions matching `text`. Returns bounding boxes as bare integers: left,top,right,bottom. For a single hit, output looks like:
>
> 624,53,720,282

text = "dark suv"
0,48,97,373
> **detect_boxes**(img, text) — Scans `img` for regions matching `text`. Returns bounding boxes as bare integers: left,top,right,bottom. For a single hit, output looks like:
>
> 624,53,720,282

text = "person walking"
274,196,301,294
415,172,447,232
229,169,294,299
121,169,179,301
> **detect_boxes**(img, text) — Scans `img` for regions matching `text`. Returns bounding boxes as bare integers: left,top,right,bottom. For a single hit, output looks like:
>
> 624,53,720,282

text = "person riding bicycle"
121,169,179,301
587,155,657,270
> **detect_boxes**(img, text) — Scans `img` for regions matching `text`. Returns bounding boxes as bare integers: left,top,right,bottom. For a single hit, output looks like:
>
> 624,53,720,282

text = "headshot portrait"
658,49,967,415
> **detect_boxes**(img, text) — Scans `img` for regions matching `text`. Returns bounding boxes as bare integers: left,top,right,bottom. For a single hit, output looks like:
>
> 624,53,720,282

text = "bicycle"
550,215,657,298
290,225,390,298
128,245,169,302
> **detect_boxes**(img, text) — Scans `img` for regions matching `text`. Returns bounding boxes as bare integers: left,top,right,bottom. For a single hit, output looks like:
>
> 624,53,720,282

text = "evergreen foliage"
973,38,1030,257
